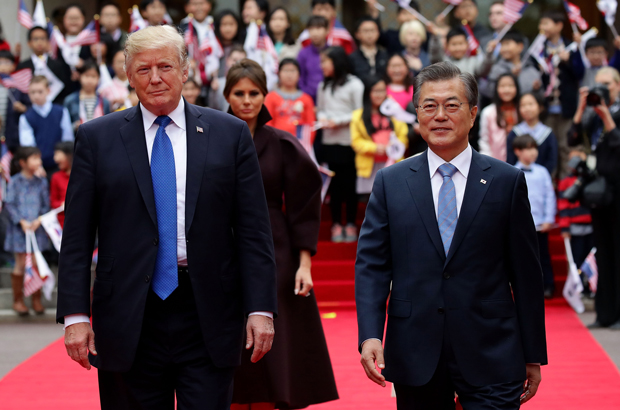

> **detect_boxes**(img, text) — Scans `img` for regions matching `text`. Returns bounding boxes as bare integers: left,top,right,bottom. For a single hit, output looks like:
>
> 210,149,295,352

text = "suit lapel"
120,105,158,228
445,151,493,267
184,102,209,235
406,153,446,261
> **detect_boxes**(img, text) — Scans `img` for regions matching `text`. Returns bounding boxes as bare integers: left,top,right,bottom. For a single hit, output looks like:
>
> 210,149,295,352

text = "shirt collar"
33,101,53,117
427,144,472,180
140,98,186,133
515,161,534,172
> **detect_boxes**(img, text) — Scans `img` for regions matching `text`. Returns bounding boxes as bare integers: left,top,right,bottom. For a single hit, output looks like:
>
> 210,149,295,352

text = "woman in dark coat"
224,59,339,409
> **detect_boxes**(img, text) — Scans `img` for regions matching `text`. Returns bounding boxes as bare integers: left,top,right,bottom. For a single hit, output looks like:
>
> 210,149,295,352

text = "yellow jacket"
350,108,409,178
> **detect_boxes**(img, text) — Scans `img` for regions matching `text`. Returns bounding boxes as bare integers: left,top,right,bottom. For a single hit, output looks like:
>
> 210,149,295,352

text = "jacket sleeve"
5,179,22,225
355,170,393,350
506,130,517,165
234,123,278,316
507,171,548,365
542,132,559,175
394,118,409,149
350,111,377,155
56,125,98,323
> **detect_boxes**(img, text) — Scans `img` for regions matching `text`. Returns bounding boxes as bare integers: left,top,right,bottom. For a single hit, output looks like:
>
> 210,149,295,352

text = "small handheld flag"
18,0,34,30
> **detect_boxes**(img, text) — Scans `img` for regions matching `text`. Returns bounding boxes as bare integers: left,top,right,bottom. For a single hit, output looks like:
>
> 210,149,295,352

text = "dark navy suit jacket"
56,101,278,372
355,149,548,387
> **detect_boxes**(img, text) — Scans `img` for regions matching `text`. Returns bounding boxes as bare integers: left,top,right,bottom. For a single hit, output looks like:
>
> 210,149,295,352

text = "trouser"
98,268,236,410
537,232,555,291
543,114,571,180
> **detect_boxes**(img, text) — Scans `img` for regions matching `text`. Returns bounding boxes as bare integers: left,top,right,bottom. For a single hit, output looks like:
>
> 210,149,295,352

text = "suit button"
145,275,150,283
153,238,158,246
443,272,450,279
438,307,445,314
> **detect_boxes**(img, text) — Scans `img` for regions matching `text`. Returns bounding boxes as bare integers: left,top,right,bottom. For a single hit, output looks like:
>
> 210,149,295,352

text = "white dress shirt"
65,99,270,328
427,144,472,218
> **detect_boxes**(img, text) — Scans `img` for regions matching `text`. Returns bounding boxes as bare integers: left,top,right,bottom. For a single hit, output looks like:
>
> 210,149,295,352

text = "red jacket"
557,176,592,232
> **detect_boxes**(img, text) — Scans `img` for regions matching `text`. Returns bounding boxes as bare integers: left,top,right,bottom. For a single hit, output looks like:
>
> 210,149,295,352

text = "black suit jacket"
56,101,278,372
355,149,548,387
17,57,72,104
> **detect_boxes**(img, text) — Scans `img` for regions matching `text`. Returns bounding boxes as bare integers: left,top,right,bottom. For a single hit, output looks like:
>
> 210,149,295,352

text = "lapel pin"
196,126,203,133
480,179,487,184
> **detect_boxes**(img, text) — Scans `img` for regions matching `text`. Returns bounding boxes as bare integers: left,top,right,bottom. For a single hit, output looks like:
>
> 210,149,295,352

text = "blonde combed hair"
399,20,427,47
124,25,189,72
597,66,620,84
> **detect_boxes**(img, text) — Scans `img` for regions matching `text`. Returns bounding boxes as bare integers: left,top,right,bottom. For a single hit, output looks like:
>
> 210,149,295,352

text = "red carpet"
0,301,619,409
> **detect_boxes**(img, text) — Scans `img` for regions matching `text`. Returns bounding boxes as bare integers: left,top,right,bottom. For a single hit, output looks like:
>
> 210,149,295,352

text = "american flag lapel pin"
480,179,487,184
196,126,203,133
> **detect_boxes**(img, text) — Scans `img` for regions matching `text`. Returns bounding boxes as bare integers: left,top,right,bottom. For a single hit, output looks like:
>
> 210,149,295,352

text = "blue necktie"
437,163,458,256
151,115,178,300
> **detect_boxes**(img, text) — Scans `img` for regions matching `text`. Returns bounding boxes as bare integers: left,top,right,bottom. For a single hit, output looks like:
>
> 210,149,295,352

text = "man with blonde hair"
57,25,277,409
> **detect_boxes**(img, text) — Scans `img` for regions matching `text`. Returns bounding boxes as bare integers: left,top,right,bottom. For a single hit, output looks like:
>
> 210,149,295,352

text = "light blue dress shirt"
515,161,556,228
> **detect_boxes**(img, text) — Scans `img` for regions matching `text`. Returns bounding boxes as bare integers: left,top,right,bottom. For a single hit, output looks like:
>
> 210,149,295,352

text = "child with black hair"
507,92,558,175
512,134,557,297
453,0,492,46
100,2,128,50
366,0,424,55
581,38,613,88
140,0,168,26
428,26,495,78
349,16,388,79
385,54,414,110
267,7,300,60
351,75,408,195
99,50,129,110
63,60,111,132
298,15,330,102
50,141,74,227
316,46,363,242
182,79,205,106
299,0,355,55
241,0,269,26
486,30,542,98
4,146,50,316
214,10,245,78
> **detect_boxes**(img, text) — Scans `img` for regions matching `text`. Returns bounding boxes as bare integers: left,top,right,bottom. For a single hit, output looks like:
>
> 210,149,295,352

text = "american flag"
49,25,65,60
296,124,314,155
24,252,44,297
18,0,33,29
0,142,13,183
0,69,32,94
69,19,99,47
461,24,479,56
504,0,530,24
564,1,589,30
130,5,148,33
580,248,598,293
442,0,463,5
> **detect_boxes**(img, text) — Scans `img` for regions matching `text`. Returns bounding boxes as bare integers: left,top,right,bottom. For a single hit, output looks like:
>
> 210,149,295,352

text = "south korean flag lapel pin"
480,179,487,184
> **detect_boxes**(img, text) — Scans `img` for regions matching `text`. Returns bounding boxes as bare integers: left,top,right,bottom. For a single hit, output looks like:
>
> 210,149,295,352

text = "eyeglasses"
416,101,470,115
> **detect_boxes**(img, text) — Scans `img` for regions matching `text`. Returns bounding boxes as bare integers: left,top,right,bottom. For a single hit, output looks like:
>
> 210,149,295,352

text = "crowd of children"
1,0,618,310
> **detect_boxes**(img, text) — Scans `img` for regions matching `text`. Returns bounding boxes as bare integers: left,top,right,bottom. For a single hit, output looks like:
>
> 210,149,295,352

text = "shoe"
31,289,45,315
587,321,606,329
11,274,29,317
343,224,358,243
609,321,620,330
331,224,344,243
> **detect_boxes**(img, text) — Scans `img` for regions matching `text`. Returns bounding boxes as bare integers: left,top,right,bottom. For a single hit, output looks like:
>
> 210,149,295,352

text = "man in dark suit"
355,61,547,409
57,25,277,410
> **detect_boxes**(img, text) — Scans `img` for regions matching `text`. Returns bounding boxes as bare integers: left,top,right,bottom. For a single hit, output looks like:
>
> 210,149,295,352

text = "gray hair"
413,61,478,108
124,25,189,73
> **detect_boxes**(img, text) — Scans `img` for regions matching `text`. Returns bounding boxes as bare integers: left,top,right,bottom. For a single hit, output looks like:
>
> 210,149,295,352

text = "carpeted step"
313,260,355,281
313,279,356,302
315,242,358,261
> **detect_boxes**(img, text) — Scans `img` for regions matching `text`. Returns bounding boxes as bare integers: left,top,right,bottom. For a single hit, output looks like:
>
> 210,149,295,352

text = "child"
512,134,557,298
140,0,168,26
298,16,329,102
479,73,520,161
368,0,422,55
486,30,542,98
299,0,355,55
316,47,364,242
385,54,414,110
208,45,247,111
182,79,204,106
558,146,594,271
63,61,111,132
116,85,140,111
100,2,128,50
214,10,244,78
16,26,72,104
453,0,491,46
99,50,129,110
50,142,74,227
429,27,495,78
399,20,429,76
4,146,50,316
265,58,316,140
351,75,408,195
181,0,213,35
61,4,87,91
349,16,388,79
507,93,558,176
241,0,269,26
19,76,74,175
267,7,300,60
581,38,611,88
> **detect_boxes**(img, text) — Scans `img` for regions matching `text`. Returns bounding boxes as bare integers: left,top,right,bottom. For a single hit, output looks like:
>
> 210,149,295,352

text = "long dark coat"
232,107,339,408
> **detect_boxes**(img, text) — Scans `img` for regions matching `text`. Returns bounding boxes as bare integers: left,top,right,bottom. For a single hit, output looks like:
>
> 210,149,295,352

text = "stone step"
0,266,60,288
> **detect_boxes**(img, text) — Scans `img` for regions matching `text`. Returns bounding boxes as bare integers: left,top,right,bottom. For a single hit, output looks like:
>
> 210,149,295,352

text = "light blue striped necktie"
151,115,178,300
437,163,458,256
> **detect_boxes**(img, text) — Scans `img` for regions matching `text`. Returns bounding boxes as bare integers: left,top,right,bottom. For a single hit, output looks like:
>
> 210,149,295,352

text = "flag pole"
571,22,579,34
94,15,102,66
364,0,385,12
609,23,620,38
438,5,454,20
494,23,513,43
399,2,430,25
14,21,20,47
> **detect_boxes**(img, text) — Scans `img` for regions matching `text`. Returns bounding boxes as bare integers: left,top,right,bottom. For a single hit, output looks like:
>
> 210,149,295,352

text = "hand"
13,42,21,58
360,339,386,387
246,315,275,363
71,70,80,82
520,364,541,404
561,232,571,239
376,144,387,156
540,223,553,233
210,77,219,91
366,0,380,19
593,100,616,132
532,80,541,91
322,120,337,129
294,265,313,297
511,63,522,76
30,218,41,232
34,166,46,178
572,32,582,45
64,322,97,370
405,55,423,71
13,101,27,113
614,36,620,50
559,50,570,62
486,39,498,54
435,13,447,27
19,220,31,232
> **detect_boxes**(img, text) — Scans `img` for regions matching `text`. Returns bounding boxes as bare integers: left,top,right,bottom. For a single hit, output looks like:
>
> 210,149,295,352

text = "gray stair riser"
0,288,57,309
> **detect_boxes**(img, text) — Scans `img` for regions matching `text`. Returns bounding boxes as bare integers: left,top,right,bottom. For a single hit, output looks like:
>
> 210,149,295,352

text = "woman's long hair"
266,6,295,46
492,73,521,129
361,75,393,136
322,47,352,91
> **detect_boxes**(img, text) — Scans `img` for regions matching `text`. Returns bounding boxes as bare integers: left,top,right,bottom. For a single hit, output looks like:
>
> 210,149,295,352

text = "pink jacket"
479,104,508,162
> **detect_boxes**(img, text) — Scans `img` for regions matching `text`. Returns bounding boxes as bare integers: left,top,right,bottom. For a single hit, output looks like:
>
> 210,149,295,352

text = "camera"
587,84,611,106
562,156,597,202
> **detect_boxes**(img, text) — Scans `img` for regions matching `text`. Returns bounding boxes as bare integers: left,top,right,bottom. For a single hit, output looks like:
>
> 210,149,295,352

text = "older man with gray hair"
57,25,277,409
355,61,548,409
